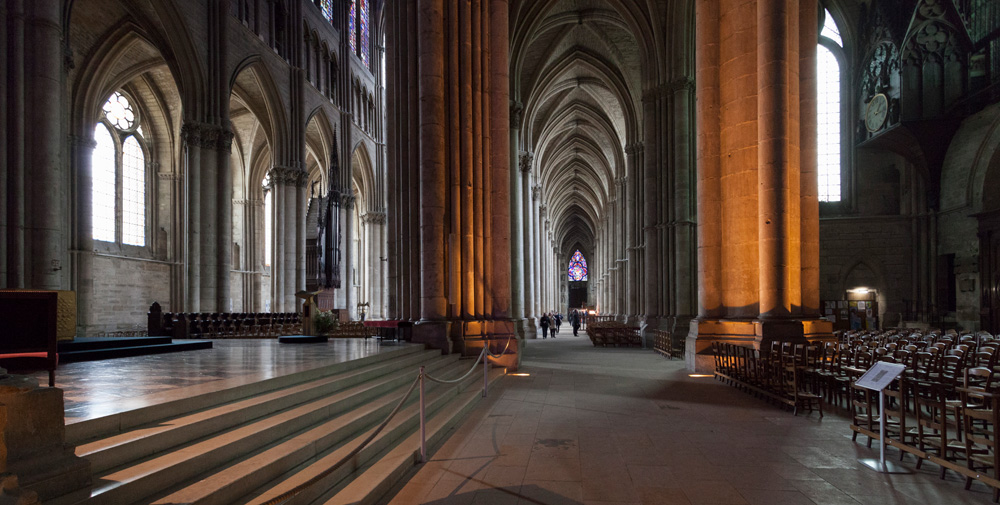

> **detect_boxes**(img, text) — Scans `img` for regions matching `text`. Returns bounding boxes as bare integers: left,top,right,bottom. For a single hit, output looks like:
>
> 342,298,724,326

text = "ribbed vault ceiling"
511,0,646,270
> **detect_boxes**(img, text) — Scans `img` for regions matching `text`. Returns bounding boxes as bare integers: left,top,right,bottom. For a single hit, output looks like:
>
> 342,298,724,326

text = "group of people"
538,309,584,338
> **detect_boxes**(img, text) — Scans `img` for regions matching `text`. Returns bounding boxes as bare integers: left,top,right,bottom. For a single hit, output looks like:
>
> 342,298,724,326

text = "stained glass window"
568,250,588,282
92,124,117,242
349,0,357,54
818,10,842,202
321,0,334,23
360,0,370,69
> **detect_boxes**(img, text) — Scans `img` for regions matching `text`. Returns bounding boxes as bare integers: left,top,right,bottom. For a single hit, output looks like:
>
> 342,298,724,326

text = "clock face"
865,93,888,132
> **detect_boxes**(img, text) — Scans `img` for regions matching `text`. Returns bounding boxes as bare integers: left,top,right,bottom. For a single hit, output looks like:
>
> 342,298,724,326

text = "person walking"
555,312,563,335
539,313,550,338
549,313,557,339
571,309,581,336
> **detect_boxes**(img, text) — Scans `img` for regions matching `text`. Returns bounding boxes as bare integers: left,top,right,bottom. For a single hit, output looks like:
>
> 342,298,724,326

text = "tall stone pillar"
199,128,220,312
531,185,541,321
217,129,235,311
184,124,203,311
283,172,299,311
521,158,536,332
25,0,65,290
72,136,97,334
508,104,525,331
388,0,512,359
687,0,832,372
625,145,640,320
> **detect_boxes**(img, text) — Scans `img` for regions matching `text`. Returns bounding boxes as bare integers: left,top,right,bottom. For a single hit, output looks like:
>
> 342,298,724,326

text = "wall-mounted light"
848,287,872,295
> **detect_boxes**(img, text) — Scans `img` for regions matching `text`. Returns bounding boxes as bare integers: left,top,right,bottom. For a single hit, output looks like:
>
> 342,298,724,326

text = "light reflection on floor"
20,338,416,424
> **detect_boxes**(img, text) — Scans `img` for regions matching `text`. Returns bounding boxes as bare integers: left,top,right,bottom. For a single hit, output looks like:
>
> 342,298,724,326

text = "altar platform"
19,338,420,425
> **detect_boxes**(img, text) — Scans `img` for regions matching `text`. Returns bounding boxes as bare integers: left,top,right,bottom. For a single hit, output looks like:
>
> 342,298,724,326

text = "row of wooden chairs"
850,368,1000,501
713,342,823,416
651,329,683,359
587,322,642,347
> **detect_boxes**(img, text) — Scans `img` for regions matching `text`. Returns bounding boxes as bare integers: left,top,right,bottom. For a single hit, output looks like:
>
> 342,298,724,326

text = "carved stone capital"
217,129,235,151
181,122,202,146
670,77,695,93
362,211,387,224
532,184,542,200
341,193,356,209
510,101,524,129
519,151,533,173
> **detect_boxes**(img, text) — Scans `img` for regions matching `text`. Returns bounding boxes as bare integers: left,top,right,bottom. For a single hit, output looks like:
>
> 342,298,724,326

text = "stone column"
625,145,639,320
415,0,449,347
509,106,525,323
217,129,235,311
184,124,203,311
522,156,536,331
672,78,697,337
278,168,298,312
26,0,64,290
296,172,308,311
343,193,355,316
72,136,97,334
799,0,820,318
531,184,541,321
199,127,220,312
688,0,831,372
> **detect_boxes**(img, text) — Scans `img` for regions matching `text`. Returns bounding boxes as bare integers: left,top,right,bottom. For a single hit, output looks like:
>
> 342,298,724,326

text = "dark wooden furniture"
0,290,59,386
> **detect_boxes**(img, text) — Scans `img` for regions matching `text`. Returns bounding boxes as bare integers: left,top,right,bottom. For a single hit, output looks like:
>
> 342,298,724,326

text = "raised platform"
277,335,329,343
58,337,213,363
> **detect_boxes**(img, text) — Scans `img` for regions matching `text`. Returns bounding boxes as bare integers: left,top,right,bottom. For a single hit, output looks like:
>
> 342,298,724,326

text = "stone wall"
89,255,171,334
819,216,913,327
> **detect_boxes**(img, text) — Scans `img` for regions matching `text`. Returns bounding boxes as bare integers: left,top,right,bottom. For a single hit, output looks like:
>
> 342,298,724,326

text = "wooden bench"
0,291,59,387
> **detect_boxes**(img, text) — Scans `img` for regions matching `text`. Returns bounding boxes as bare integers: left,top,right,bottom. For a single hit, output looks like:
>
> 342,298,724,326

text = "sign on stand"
855,361,910,473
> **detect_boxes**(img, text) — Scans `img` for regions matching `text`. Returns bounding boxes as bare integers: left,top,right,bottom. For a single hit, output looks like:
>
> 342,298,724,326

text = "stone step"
238,362,505,505
150,360,496,505
66,355,464,505
58,340,214,363
78,349,446,474
66,344,426,444
315,367,506,505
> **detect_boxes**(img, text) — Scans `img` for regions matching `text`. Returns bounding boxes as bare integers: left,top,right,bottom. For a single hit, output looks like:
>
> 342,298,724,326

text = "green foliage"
314,310,339,335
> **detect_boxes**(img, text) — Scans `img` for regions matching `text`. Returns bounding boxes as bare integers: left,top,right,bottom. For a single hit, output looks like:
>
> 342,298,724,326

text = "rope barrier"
262,331,518,504
260,374,421,505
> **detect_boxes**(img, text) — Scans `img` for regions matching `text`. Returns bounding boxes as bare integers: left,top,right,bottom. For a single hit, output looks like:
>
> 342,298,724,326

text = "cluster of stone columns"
0,0,66,292
266,166,309,312
687,0,828,372
386,0,514,363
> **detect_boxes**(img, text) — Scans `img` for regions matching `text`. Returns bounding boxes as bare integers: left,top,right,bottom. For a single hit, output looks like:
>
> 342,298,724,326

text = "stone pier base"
0,375,90,502
686,318,835,373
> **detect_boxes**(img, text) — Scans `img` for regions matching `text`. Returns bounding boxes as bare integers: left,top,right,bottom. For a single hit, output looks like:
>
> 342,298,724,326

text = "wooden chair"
961,388,1000,502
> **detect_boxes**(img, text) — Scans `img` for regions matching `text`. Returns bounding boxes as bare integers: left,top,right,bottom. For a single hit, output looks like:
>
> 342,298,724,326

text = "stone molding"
157,172,181,181
71,134,98,149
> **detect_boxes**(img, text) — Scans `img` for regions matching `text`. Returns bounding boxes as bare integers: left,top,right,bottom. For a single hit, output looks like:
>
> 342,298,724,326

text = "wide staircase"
49,345,505,505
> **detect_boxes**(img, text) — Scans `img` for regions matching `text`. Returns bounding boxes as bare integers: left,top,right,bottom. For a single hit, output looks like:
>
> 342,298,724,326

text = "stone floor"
385,331,996,505
22,337,408,423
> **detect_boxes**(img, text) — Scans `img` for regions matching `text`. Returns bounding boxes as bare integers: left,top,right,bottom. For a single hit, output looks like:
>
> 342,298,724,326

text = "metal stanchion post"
419,366,426,463
483,347,489,398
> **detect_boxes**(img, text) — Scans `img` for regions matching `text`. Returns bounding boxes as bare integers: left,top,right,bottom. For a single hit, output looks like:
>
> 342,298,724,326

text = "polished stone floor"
22,338,410,424
385,332,995,505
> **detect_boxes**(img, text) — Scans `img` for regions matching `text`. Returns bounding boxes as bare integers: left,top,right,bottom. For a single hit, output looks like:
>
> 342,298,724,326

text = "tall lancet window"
568,250,588,282
263,176,272,268
320,0,334,23
348,0,370,70
818,9,843,202
92,90,147,246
